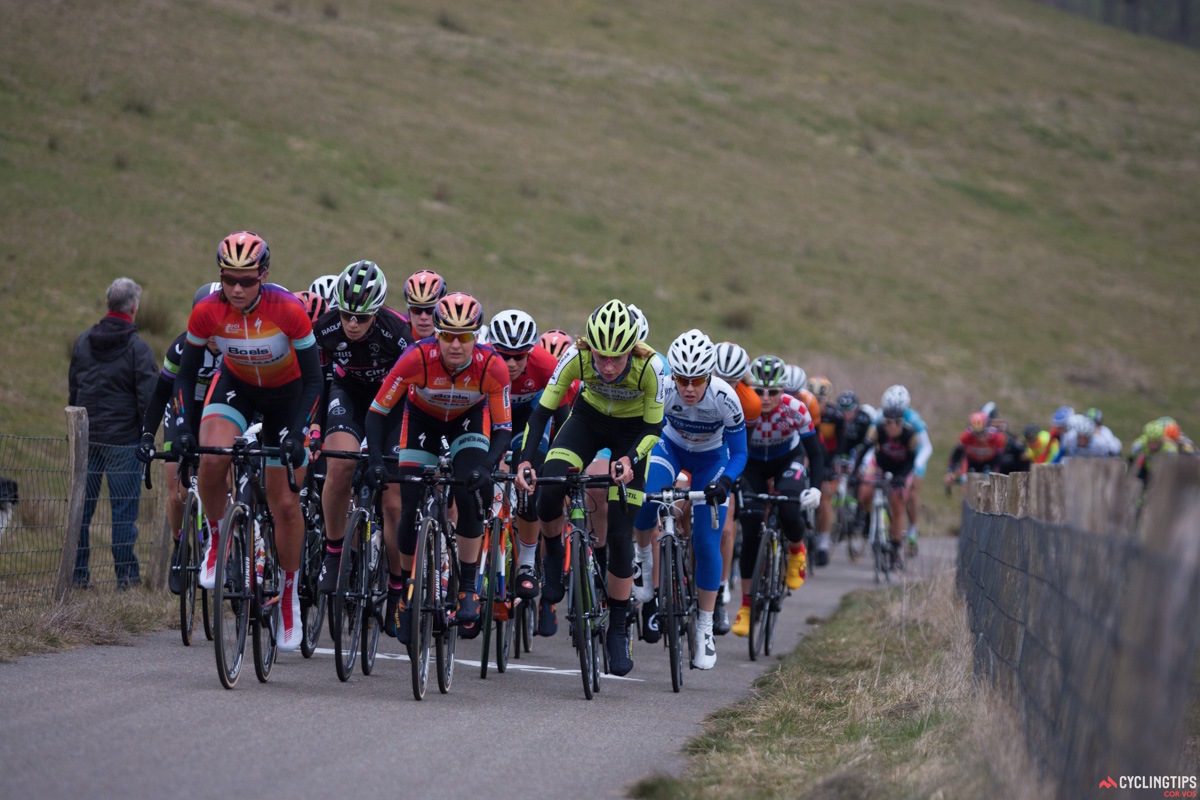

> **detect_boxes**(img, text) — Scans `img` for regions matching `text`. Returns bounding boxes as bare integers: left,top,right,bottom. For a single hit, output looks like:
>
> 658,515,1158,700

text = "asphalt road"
0,537,955,800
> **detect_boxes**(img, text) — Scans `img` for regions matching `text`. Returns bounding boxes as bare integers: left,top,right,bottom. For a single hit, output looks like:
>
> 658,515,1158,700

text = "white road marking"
311,647,645,682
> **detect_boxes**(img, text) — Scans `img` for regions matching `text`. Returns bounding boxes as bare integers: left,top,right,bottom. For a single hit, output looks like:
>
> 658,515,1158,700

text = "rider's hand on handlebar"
365,460,388,490
704,474,734,506
515,461,536,493
135,432,156,465
800,487,822,510
174,431,197,462
280,431,306,468
611,456,633,484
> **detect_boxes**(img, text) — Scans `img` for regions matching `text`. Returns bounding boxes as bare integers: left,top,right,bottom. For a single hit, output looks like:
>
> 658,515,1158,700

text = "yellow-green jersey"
520,344,667,467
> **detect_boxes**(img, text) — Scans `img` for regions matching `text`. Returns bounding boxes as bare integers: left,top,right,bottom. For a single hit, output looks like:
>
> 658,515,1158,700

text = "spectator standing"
68,278,158,589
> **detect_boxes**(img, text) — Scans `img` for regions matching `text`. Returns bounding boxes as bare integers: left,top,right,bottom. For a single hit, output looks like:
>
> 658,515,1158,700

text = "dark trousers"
74,444,143,587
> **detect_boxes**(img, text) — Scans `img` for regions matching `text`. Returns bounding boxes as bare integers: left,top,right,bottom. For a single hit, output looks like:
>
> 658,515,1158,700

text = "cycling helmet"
1052,405,1074,429
489,309,539,353
1143,419,1166,442
882,404,905,420
476,322,490,345
336,260,387,315
836,390,858,411
217,231,270,272
538,329,573,360
404,269,447,306
860,403,878,420
294,290,328,324
1164,419,1182,442
193,282,221,307
1023,424,1041,440
627,303,649,342
1067,413,1095,437
881,385,910,414
783,365,807,395
434,292,483,333
1085,407,1103,425
808,376,833,403
308,274,340,308
749,355,788,388
666,329,717,378
584,299,639,357
713,342,750,381
968,411,989,434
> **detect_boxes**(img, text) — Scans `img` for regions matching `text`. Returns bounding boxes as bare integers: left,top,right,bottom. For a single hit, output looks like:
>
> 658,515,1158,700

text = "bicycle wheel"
872,508,889,584
300,514,326,659
480,519,499,679
660,535,682,692
763,538,783,657
253,537,279,684
570,529,595,700
361,536,386,676
409,517,435,700
495,525,516,672
213,503,251,689
333,509,366,682
178,491,200,645
679,537,697,670
748,529,772,661
435,529,458,695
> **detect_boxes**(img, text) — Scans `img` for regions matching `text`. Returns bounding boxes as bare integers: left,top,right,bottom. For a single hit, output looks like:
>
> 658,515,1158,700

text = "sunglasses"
497,350,531,362
754,387,783,397
674,375,709,388
408,305,435,316
220,273,261,289
592,352,627,367
436,330,476,344
339,311,374,325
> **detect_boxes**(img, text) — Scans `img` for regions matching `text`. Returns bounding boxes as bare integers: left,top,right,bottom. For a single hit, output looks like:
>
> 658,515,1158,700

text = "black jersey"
313,306,415,392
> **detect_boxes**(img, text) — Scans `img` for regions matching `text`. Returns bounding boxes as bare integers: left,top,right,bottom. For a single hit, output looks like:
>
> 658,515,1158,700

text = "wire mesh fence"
0,432,170,606
1036,0,1200,48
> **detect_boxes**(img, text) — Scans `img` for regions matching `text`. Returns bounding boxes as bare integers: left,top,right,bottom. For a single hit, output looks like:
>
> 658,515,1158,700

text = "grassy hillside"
2,0,1198,457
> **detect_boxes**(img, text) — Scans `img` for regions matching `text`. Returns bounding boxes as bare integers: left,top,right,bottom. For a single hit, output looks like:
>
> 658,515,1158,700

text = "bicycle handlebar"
644,488,716,528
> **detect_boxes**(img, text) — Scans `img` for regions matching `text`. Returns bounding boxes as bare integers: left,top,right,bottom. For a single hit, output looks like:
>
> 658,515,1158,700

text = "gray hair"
106,278,142,314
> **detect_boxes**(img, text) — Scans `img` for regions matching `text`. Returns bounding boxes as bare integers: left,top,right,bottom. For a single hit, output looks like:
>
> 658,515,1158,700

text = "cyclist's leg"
536,413,600,603
385,407,439,641
320,384,365,548
585,451,610,572
447,410,490,626
687,455,726,669
632,441,679,601
816,473,835,565
775,453,809,589
735,461,769,634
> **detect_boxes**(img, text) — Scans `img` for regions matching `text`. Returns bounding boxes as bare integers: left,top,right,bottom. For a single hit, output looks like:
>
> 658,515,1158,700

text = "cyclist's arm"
801,429,825,485
291,340,324,438
913,427,933,476
722,421,748,482
482,355,514,468
625,357,666,466
173,338,208,434
520,348,580,464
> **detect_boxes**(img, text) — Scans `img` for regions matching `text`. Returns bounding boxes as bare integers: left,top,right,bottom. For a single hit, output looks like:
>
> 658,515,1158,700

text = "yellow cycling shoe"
731,604,751,637
786,545,806,590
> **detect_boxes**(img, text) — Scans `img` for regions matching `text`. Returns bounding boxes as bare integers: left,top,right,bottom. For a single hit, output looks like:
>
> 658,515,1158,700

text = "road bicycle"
830,456,865,561
144,452,213,646
643,487,710,692
322,450,389,681
524,468,621,700
479,473,519,679
298,467,326,659
866,472,901,584
739,489,800,661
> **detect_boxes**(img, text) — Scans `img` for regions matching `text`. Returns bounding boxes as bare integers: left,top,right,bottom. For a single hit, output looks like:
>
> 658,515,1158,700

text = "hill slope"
2,0,1198,448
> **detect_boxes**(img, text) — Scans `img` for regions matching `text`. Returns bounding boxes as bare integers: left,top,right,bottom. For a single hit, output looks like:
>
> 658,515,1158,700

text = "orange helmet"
434,292,483,333
404,270,446,306
968,411,989,434
217,231,270,272
294,291,328,325
538,329,572,360
1164,420,1181,442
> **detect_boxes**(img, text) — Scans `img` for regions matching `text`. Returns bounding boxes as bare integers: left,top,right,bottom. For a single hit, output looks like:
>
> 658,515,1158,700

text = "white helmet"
626,303,649,342
783,364,807,395
882,384,910,414
1067,413,1095,437
488,309,538,352
476,322,491,345
861,403,878,421
667,329,717,378
714,342,750,381
308,274,340,309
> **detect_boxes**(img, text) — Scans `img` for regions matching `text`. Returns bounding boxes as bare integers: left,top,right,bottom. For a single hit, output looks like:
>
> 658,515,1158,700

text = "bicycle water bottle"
253,518,265,579
368,525,381,573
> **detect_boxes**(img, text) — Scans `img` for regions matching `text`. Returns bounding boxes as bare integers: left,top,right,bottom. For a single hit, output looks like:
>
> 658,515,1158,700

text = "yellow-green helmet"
1144,419,1166,441
584,299,639,357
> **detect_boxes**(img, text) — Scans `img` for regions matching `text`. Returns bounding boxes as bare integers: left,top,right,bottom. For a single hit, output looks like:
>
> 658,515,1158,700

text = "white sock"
518,540,538,568
636,543,653,565
698,610,713,634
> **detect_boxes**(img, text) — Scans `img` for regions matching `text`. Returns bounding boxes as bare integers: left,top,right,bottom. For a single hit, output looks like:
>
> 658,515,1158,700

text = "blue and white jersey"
662,376,744,454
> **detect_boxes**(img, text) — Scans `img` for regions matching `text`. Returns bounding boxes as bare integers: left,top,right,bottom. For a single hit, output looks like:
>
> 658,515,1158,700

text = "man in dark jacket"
69,278,158,589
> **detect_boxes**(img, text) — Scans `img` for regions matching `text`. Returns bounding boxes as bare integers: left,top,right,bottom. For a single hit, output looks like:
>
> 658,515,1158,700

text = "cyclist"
312,262,417,624
879,384,932,553
539,329,573,361
809,377,840,566
402,269,446,341
1058,412,1121,458
1130,419,1179,485
944,411,1006,485
136,283,224,594
365,292,511,643
731,356,823,637
514,299,665,676
308,274,340,309
630,330,746,669
991,416,1031,474
1023,423,1060,464
172,231,323,652
710,341,759,635
1161,417,1197,455
854,400,919,567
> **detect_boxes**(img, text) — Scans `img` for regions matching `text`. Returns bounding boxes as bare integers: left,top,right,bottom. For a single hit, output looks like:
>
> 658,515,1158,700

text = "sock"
544,534,565,562
518,540,538,568
388,570,409,593
325,539,343,555
459,560,479,589
609,597,630,633
698,610,714,632
635,543,653,565
742,592,751,608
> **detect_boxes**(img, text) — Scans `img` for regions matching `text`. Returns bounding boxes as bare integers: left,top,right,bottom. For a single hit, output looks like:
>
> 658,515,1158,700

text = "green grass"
2,0,1198,471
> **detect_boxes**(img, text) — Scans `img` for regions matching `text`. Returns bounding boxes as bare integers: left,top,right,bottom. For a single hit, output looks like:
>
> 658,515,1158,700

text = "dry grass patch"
632,571,1053,799
0,588,175,662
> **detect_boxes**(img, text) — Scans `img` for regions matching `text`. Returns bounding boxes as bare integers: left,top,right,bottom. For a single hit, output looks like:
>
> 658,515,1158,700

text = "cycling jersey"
864,421,919,476
1026,430,1060,464
747,395,816,461
1058,428,1122,458
816,403,843,457
662,376,746,456
140,332,223,445
948,429,1007,472
733,381,761,424
371,339,513,428
839,408,873,456
313,307,415,391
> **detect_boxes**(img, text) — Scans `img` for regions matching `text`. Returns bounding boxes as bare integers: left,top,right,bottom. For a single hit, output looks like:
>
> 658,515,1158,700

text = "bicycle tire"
201,587,213,641
361,539,386,676
300,512,326,659
480,518,500,679
333,509,366,682
679,537,696,670
571,528,595,700
410,517,435,701
660,535,682,692
213,503,251,689
763,537,783,657
436,528,458,695
253,536,279,684
748,528,773,661
178,491,200,645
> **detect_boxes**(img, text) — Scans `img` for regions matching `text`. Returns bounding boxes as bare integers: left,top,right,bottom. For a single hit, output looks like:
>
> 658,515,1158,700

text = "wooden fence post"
1008,472,1030,516
991,473,1010,513
966,473,990,511
1063,457,1134,534
1031,463,1064,523
56,407,88,601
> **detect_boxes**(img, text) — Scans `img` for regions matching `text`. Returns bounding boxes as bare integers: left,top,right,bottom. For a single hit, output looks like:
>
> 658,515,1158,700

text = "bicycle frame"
644,488,709,692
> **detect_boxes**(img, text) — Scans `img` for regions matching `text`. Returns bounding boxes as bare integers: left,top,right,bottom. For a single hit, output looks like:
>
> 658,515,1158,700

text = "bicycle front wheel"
435,528,458,695
333,509,366,682
178,491,200,645
748,529,772,661
300,513,326,659
660,535,682,692
362,539,387,676
410,517,436,700
253,540,279,684
213,504,251,689
763,537,784,657
571,529,595,700
480,518,499,679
